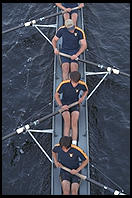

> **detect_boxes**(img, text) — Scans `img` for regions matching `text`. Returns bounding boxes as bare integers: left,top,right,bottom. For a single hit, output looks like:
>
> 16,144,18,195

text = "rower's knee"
63,190,70,195
72,189,78,195
71,62,78,72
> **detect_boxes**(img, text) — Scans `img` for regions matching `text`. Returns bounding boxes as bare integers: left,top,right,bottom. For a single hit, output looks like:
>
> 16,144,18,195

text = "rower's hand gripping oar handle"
58,101,79,113
61,165,87,180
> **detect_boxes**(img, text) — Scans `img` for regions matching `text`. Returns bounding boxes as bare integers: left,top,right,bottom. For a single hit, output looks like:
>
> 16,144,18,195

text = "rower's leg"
62,62,70,80
71,111,79,142
71,13,78,26
63,13,70,21
62,111,70,136
61,180,71,195
71,183,80,195
69,116,72,137
70,62,78,73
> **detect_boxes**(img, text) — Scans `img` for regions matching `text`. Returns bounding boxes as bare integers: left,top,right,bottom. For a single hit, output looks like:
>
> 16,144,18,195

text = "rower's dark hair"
59,136,72,149
70,71,81,83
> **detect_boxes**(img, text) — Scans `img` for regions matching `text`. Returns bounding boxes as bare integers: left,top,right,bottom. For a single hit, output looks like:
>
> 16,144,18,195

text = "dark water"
2,3,130,195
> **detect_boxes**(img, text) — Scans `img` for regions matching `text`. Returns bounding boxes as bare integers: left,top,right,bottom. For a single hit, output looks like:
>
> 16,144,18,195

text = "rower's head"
65,19,75,31
70,71,81,83
59,136,72,149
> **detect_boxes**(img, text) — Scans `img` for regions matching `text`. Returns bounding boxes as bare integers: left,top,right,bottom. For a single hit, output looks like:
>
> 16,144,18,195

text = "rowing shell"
51,6,90,195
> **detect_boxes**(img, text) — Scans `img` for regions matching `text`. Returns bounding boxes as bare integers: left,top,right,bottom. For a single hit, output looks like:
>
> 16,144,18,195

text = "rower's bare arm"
52,151,57,162
52,36,60,54
52,35,59,47
56,3,66,11
54,92,69,110
71,39,87,60
78,90,88,104
52,151,62,168
54,92,62,107
56,3,71,12
75,39,87,57
77,158,89,173
70,158,89,175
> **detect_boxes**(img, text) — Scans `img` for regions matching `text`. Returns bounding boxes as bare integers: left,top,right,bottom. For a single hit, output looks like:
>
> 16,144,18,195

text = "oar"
59,52,130,78
2,101,79,141
61,166,126,195
2,6,80,34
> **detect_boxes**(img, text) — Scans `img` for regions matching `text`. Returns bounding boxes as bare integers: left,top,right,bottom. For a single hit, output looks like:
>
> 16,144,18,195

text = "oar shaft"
36,6,79,22
2,23,25,34
61,165,126,195
36,10,64,22
35,110,60,124
78,58,100,67
59,52,130,78
85,177,125,195
119,71,130,77
59,52,102,68
2,101,79,141
78,58,130,77
86,177,115,193
2,7,80,34
2,131,17,141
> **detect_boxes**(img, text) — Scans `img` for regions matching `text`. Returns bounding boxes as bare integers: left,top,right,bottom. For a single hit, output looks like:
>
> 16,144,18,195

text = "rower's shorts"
60,171,81,184
69,105,80,113
70,9,78,15
60,49,79,64
62,104,80,114
63,8,78,16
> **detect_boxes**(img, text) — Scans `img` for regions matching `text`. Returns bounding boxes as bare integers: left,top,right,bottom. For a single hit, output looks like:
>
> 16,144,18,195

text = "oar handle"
68,101,79,108
71,6,80,11
62,6,80,13
59,52,72,59
58,101,79,113
61,165,87,180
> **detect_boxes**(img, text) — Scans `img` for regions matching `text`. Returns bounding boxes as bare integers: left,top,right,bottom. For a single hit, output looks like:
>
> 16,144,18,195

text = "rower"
55,3,84,26
52,19,87,80
55,71,88,146
52,136,89,195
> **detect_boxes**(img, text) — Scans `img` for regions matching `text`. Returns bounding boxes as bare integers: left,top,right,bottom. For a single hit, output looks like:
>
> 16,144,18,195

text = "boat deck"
51,7,90,195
